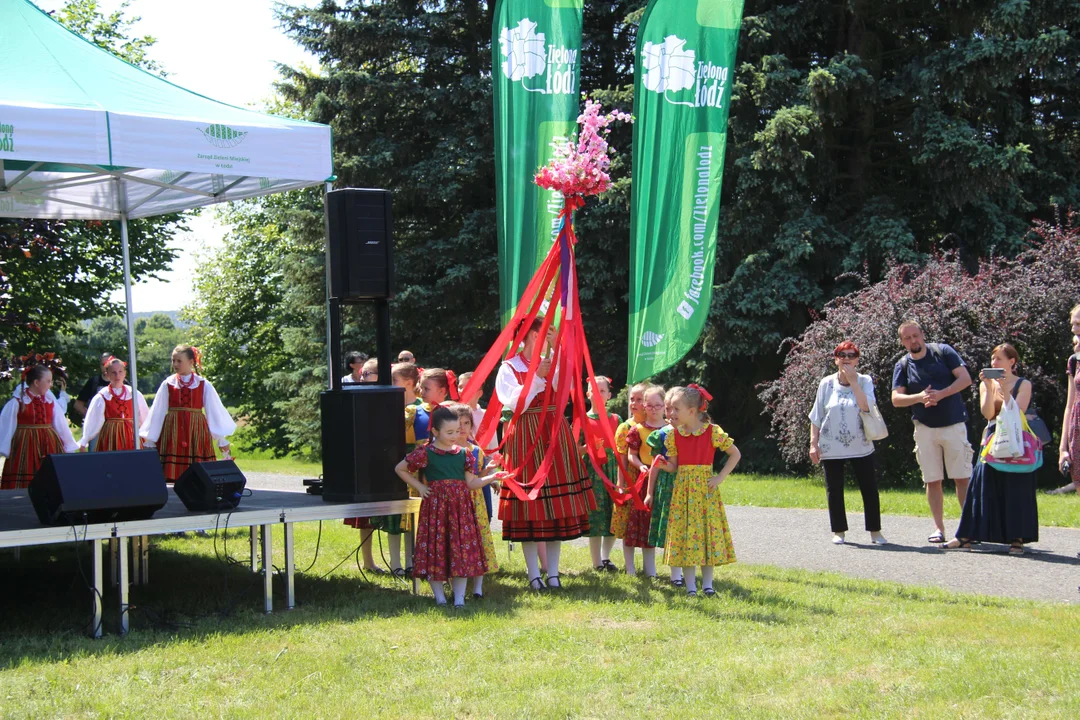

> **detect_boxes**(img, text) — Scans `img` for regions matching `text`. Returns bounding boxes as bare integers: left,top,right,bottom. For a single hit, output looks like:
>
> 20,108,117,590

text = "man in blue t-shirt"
891,321,973,544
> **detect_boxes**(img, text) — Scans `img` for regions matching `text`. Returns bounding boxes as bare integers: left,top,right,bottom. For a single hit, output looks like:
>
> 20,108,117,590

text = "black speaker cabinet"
326,188,394,301
28,450,169,526
321,386,409,503
174,460,247,512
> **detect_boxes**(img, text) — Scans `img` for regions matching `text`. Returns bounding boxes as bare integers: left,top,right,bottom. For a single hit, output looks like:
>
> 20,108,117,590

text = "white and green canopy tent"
0,0,333,428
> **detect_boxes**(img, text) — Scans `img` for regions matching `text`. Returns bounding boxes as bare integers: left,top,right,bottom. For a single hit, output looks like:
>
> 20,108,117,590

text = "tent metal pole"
120,209,141,446
322,182,338,391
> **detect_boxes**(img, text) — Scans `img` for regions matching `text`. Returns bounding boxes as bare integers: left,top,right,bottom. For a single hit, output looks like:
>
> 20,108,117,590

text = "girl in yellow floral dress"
659,385,742,597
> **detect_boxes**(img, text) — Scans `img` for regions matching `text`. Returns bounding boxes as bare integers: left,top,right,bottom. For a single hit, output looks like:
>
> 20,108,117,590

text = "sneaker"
832,533,846,545
870,532,888,545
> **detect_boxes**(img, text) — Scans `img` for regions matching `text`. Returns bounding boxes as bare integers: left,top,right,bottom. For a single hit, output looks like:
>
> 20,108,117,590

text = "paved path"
246,472,1080,604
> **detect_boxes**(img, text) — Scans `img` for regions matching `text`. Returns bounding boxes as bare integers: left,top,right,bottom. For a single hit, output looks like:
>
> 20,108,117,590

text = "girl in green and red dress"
579,375,621,572
659,385,742,597
395,405,500,607
644,387,683,586
611,382,649,546
623,385,666,578
77,357,150,452
140,345,235,481
0,364,77,489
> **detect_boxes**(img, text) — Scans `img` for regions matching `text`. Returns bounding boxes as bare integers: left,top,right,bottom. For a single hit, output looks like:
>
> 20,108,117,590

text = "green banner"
627,0,744,382
493,0,584,323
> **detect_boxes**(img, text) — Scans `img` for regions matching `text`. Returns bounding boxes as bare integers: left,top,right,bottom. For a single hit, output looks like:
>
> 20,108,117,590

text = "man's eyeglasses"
836,351,859,359
362,371,377,379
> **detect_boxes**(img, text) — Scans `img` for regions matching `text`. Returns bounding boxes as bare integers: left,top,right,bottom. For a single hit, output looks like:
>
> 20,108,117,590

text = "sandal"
672,578,685,588
472,592,484,600
602,559,619,573
703,588,716,597
528,576,546,592
927,530,946,544
366,566,389,575
686,590,697,598
1009,544,1025,555
546,573,562,589
390,567,407,578
940,539,973,551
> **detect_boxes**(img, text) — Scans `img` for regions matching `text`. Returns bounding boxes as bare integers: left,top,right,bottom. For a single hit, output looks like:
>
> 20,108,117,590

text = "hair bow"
192,346,203,370
445,369,459,401
687,383,713,409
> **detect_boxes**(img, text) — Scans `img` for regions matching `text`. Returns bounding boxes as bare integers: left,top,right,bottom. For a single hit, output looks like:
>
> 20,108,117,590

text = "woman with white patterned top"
809,340,887,545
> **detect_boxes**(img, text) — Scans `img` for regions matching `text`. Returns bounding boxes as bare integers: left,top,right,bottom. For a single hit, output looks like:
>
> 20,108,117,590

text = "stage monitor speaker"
326,188,394,302
174,459,247,512
28,449,169,526
320,386,410,503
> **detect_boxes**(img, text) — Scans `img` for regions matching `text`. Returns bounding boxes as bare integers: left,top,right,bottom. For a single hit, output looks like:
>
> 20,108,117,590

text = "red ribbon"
445,369,459,401
688,383,712,409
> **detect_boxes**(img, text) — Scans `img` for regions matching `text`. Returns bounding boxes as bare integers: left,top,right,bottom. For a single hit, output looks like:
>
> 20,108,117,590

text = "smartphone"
1064,461,1072,478
982,367,1006,379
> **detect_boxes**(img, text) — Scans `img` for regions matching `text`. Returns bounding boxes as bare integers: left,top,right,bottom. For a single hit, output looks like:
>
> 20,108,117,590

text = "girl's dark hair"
392,362,420,384
992,343,1021,372
419,368,451,395
345,351,368,367
430,405,460,434
671,385,711,424
24,364,51,385
172,345,197,363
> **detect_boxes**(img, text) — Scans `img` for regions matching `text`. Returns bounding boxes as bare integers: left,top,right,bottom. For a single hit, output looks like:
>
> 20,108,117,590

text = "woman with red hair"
808,341,887,545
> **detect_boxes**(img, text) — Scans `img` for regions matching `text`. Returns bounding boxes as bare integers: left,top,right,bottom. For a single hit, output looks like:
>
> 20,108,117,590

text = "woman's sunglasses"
835,351,859,359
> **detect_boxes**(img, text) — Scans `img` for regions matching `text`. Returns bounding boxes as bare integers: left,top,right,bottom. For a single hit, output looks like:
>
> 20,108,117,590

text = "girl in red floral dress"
395,406,500,607
140,345,236,482
0,364,77,489
624,385,666,578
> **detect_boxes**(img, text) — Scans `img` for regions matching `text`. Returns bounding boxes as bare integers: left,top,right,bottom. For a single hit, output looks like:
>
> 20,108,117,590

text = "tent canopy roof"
0,0,333,220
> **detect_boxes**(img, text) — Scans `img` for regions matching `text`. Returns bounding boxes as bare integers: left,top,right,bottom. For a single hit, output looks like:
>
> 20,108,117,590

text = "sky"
35,0,317,312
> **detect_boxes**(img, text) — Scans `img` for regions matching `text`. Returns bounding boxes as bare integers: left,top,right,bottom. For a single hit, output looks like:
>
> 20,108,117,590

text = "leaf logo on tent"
198,124,249,149
642,35,696,100
499,18,547,85
641,331,665,348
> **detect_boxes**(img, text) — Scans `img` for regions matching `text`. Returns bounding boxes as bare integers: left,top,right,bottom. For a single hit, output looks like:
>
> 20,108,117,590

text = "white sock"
404,531,415,568
429,580,447,604
522,542,542,581
683,567,697,594
589,537,602,568
671,566,683,582
701,565,714,592
472,575,484,595
388,533,402,571
602,536,616,563
450,577,468,605
545,541,562,585
642,548,657,577
623,545,637,576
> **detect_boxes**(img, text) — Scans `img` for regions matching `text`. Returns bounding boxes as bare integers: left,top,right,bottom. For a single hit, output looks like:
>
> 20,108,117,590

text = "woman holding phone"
943,344,1038,553
1057,306,1080,491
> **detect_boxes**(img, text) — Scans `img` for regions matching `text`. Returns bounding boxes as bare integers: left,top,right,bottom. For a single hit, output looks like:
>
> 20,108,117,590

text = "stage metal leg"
129,537,140,586
250,526,259,573
91,538,103,639
409,514,419,595
284,523,295,610
118,537,130,635
12,547,19,561
261,524,273,614
139,535,150,585
110,538,118,586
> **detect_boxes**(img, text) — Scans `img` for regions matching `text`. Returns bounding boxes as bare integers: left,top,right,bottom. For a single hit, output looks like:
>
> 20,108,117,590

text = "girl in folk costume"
496,318,595,590
77,357,150,452
611,382,649,543
0,363,77,489
658,385,741,597
395,406,501,607
644,387,684,586
140,345,236,482
623,385,666,578
578,375,621,572
449,403,500,599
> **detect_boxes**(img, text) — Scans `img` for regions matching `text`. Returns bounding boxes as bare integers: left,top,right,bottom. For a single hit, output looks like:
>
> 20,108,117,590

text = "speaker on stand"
173,459,248,512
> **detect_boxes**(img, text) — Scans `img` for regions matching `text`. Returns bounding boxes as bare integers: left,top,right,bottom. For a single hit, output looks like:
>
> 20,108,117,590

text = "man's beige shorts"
913,420,973,483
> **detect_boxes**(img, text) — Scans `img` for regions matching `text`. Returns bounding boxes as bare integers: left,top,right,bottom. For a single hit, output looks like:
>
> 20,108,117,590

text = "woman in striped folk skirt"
140,345,236,482
0,365,77,489
495,321,594,590
77,357,150,452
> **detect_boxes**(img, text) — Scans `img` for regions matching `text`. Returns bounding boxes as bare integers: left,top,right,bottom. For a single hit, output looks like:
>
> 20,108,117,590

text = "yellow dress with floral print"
467,443,498,573
662,424,737,568
609,419,637,538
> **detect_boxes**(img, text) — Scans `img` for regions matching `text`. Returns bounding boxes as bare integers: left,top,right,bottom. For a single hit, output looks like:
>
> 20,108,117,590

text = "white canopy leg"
119,211,140,444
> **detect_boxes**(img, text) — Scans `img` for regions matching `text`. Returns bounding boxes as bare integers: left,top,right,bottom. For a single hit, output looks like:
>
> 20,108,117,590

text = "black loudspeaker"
28,450,169,526
320,386,410,503
326,188,394,302
174,460,247,512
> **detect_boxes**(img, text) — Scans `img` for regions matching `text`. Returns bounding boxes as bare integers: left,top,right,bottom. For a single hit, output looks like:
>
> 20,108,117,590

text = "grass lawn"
1,524,1078,718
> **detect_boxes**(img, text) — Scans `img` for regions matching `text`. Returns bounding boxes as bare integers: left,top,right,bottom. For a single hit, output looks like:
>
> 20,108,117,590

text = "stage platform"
0,488,420,637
